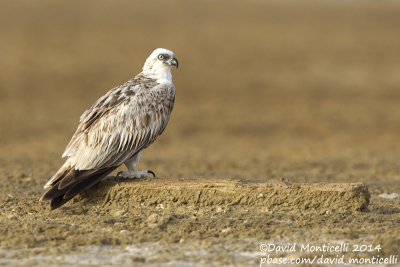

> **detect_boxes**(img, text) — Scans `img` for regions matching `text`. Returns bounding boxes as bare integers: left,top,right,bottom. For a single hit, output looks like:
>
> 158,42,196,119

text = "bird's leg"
115,151,156,182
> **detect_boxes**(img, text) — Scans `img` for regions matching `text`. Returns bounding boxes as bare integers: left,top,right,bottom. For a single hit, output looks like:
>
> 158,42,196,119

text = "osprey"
40,48,178,209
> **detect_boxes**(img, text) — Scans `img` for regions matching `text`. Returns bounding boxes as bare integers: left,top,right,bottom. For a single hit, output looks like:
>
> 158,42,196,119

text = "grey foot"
115,170,156,184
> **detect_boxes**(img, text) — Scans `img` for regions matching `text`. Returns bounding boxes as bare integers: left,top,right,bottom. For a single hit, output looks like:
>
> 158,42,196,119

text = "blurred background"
1,0,400,191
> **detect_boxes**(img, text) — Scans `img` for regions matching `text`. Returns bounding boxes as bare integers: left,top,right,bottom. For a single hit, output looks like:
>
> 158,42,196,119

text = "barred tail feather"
40,167,117,210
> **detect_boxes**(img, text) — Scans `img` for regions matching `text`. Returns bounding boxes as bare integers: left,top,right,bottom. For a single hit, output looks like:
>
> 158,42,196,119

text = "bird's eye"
158,54,165,60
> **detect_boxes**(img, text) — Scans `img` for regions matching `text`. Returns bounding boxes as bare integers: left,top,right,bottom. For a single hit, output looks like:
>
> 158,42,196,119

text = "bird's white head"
142,48,178,83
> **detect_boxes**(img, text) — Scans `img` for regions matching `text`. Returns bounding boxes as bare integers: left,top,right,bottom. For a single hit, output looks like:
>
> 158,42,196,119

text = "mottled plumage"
40,48,178,209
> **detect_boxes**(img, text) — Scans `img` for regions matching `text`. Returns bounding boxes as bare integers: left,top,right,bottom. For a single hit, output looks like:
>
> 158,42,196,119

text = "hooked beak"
170,57,179,68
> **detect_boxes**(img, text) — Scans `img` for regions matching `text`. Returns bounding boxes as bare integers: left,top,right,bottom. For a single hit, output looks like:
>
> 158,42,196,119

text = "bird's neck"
142,65,172,83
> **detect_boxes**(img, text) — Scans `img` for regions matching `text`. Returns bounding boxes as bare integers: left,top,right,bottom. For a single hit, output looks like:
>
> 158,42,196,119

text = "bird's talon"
115,171,124,184
147,170,156,177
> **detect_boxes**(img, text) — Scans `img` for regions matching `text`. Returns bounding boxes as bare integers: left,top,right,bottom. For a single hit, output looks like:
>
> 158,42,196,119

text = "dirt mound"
74,178,370,214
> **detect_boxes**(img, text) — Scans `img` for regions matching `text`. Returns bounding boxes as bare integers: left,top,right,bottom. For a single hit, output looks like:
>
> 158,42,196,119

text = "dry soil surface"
0,0,400,266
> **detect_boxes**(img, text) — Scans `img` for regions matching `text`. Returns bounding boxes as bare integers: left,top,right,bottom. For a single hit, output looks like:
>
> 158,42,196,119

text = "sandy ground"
0,0,400,266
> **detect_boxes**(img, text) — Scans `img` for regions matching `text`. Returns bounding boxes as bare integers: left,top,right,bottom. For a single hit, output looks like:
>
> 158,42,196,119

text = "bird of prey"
40,48,178,210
